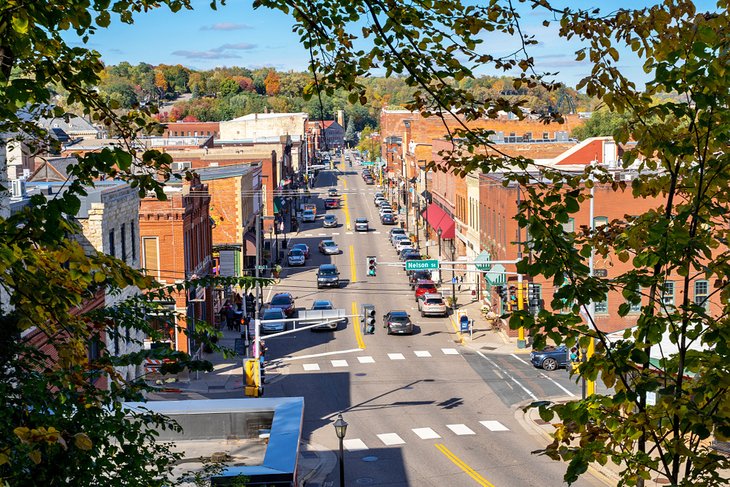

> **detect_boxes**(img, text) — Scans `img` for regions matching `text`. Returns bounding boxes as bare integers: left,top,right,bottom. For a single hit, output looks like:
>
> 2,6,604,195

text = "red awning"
422,203,455,239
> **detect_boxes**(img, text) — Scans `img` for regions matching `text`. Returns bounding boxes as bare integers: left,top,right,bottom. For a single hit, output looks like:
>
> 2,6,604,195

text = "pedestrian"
258,340,268,383
234,293,243,311
226,305,237,331
219,301,230,330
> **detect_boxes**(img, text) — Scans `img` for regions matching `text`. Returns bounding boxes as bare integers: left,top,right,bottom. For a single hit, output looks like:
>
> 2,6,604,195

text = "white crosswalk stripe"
414,351,431,357
373,231,381,234
480,420,509,432
388,353,405,360
412,428,441,439
302,363,320,371
357,356,375,363
343,439,368,451
377,433,405,446
447,424,476,435
331,360,349,367
332,232,340,235
346,231,353,235
442,348,459,355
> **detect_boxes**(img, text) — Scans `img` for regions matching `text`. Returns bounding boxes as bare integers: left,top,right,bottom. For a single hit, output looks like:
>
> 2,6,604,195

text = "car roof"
263,308,284,315
303,209,314,213
319,264,338,270
289,248,304,254
416,279,435,285
293,243,307,247
312,300,333,307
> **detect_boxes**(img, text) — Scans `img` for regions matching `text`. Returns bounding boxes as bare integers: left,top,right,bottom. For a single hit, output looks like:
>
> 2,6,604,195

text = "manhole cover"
361,456,378,462
356,477,376,484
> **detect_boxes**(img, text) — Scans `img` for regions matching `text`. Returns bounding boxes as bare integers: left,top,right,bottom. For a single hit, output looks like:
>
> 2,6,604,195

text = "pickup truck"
297,308,348,331
302,203,317,216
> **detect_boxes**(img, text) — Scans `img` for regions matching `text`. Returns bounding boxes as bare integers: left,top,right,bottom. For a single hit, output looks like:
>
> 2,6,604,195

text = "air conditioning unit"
10,179,26,198
172,161,192,172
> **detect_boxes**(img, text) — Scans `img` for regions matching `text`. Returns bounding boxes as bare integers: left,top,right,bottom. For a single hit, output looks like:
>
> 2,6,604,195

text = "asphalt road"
257,161,605,487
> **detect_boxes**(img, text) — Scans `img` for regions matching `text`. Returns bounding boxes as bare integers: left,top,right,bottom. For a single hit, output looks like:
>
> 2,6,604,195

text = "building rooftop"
229,112,308,122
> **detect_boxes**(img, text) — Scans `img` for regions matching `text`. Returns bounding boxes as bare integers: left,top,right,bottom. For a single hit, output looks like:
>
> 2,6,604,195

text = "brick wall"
163,121,220,138
219,114,307,140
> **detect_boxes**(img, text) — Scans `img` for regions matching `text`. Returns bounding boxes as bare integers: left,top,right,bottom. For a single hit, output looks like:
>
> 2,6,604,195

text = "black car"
381,213,396,225
383,310,414,335
317,264,340,289
400,249,421,262
530,345,570,371
268,292,295,317
409,270,432,288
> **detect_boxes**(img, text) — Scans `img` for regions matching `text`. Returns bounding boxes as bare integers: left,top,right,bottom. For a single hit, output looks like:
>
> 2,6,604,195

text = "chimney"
337,110,344,127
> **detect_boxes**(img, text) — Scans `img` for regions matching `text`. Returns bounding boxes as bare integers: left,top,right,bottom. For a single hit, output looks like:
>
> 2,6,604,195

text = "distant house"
36,113,102,141
27,156,77,183
306,120,345,151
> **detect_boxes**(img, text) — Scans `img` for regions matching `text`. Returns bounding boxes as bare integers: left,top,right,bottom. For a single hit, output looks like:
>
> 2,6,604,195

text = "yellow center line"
342,180,351,230
449,314,465,344
435,444,496,487
352,301,365,349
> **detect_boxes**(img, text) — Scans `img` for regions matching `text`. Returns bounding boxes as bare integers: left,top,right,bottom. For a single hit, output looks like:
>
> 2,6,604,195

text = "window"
593,216,608,228
120,223,127,262
662,281,675,309
627,286,642,313
594,294,608,314
562,218,575,233
543,132,549,140
694,280,710,310
130,221,136,260
108,229,115,257
142,237,160,278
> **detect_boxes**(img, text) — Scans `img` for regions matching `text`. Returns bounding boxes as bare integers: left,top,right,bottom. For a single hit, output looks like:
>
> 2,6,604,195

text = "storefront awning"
421,203,455,239
273,196,284,213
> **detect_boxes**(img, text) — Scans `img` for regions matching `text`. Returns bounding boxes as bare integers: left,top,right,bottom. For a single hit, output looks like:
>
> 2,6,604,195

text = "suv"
268,292,295,317
419,293,448,317
355,218,369,232
414,280,438,303
317,264,340,289
530,345,570,371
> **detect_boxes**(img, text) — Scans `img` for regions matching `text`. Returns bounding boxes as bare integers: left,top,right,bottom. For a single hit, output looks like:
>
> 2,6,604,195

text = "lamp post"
333,413,348,487
437,227,442,260
451,239,457,310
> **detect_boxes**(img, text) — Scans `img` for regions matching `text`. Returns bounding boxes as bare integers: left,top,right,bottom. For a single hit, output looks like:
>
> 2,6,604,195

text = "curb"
515,398,621,486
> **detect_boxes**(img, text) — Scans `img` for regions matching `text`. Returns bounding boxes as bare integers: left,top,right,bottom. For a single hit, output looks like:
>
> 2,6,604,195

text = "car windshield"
290,249,303,256
263,309,284,319
419,284,437,291
323,241,336,247
389,314,410,323
271,295,292,305
304,210,314,216
325,215,335,221
319,268,337,276
312,301,333,310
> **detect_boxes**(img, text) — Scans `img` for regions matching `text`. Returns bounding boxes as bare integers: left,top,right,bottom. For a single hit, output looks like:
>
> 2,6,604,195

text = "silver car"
319,239,340,255
323,214,338,228
302,209,316,222
355,218,369,232
261,308,286,333
287,248,306,266
419,293,448,317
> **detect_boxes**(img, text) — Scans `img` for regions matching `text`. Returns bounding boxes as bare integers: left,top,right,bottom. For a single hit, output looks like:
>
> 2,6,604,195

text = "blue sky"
74,0,719,88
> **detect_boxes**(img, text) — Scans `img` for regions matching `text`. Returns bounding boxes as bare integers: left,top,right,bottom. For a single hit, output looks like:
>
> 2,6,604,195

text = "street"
254,162,605,487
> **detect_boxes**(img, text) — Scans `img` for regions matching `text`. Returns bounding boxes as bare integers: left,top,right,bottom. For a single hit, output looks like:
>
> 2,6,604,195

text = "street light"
333,413,348,487
437,227,442,260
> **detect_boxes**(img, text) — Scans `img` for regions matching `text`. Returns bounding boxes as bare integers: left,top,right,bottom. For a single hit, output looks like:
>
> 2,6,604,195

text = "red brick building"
138,174,213,353
163,121,220,138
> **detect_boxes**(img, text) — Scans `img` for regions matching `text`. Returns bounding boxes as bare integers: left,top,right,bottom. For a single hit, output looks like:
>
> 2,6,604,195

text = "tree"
571,108,631,141
218,78,241,97
258,0,730,485
344,117,357,147
264,70,280,96
356,126,378,160
0,1,256,485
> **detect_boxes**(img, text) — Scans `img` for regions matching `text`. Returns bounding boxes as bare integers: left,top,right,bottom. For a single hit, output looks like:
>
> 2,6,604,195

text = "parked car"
291,243,310,258
303,203,317,216
364,177,375,185
396,239,415,253
530,345,570,371
317,264,340,289
355,218,369,232
327,188,339,197
401,249,421,262
302,209,316,222
419,293,448,317
287,248,306,266
409,270,432,289
323,214,338,228
268,292,295,317
310,300,347,330
324,198,340,209
383,310,414,335
381,213,396,225
392,233,409,247
318,239,341,255
375,196,387,206
261,308,286,334
389,228,407,241
414,280,438,303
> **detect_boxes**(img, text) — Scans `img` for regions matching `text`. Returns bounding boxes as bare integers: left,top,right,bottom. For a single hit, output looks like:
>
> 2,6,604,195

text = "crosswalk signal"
367,256,377,276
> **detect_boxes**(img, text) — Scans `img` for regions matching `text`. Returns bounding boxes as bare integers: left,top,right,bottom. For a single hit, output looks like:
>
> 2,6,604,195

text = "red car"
414,280,438,303
325,198,340,209
269,292,296,317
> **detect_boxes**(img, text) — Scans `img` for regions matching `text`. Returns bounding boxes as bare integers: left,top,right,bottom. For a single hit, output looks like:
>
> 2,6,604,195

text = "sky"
73,0,720,89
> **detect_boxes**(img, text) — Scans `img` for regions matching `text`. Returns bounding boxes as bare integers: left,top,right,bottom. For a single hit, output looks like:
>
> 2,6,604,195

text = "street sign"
474,250,492,271
362,161,375,166
484,263,506,285
405,259,439,271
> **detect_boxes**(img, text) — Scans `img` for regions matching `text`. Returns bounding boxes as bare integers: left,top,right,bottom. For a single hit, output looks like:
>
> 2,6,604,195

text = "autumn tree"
259,0,730,485
264,70,280,96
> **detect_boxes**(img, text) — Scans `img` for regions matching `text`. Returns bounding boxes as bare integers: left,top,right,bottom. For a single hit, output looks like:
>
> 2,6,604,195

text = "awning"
244,233,256,256
273,196,284,213
421,203,455,239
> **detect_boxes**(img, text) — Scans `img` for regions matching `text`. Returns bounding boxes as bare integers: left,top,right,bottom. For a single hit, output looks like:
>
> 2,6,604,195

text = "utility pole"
254,212,262,390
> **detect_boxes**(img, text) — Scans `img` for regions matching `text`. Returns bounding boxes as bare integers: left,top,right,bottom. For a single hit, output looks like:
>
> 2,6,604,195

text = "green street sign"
405,259,439,271
474,250,492,271
361,161,375,166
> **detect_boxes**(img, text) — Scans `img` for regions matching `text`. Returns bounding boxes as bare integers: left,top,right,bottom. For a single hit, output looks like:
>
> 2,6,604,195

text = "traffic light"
367,256,377,276
508,285,518,311
528,283,544,315
495,285,508,302
362,304,376,334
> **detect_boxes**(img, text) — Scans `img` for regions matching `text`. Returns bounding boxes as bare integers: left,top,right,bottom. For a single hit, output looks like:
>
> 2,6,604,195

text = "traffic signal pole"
517,274,526,349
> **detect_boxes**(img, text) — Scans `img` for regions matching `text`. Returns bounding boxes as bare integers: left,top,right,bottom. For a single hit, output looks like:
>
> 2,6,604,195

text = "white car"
355,218,369,232
396,239,414,253
392,234,410,247
419,293,448,317
379,208,394,218
287,248,306,266
302,209,316,222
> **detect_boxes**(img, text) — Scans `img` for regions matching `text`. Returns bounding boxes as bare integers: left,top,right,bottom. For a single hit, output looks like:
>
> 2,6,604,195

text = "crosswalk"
296,349,459,371
342,419,511,451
